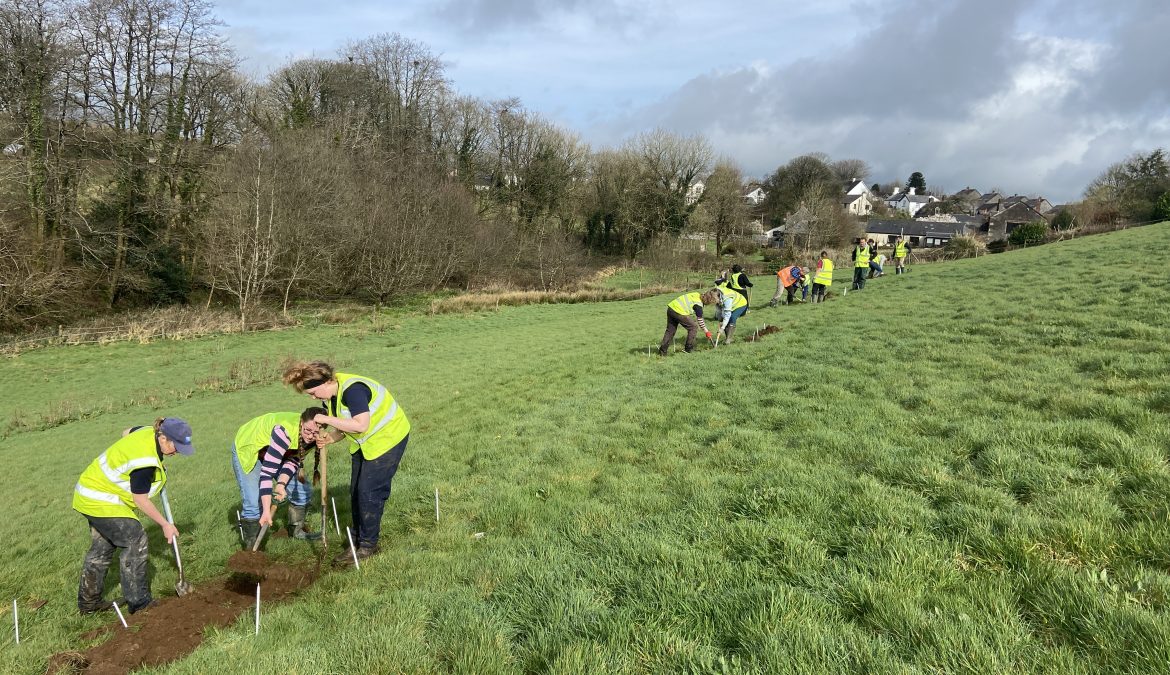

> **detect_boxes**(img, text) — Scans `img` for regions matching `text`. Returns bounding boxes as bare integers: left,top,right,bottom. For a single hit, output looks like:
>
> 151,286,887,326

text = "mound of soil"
48,558,318,675
227,550,269,576
743,325,781,342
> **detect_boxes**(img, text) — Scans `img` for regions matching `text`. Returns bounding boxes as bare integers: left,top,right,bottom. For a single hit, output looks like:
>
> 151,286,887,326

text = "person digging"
74,418,195,615
284,361,412,566
658,290,720,355
231,409,326,549
712,285,749,344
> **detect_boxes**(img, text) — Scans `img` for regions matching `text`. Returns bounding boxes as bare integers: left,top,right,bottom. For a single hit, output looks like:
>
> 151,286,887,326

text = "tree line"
0,1,887,331
4,1,1159,331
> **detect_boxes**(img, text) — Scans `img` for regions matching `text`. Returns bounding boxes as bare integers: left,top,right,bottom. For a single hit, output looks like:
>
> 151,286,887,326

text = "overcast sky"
214,0,1170,203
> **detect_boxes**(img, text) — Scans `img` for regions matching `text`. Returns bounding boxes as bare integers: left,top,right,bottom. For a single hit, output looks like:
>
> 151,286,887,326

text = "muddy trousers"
351,434,409,549
812,283,827,302
659,309,699,355
79,516,151,613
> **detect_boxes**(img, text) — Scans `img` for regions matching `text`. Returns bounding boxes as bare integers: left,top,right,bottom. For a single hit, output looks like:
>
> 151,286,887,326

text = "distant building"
742,184,767,205
885,187,938,217
841,191,873,216
864,218,973,248
685,179,706,205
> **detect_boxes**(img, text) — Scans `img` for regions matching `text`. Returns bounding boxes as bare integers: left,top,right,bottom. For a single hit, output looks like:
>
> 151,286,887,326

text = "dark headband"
303,377,328,390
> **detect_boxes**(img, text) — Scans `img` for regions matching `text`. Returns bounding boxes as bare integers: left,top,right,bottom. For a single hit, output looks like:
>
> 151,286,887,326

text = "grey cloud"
589,0,1169,202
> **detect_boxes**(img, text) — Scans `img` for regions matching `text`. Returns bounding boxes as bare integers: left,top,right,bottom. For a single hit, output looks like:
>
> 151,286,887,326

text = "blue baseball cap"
159,417,195,456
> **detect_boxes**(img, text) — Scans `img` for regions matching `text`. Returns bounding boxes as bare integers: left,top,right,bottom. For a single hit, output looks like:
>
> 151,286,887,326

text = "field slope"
3,224,1170,674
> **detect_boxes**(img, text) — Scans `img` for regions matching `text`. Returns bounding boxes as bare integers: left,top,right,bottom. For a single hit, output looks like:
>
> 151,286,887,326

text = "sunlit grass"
2,224,1170,673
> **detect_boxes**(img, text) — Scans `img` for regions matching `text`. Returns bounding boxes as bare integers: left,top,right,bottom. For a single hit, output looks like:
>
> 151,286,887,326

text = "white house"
685,179,705,205
842,191,873,216
845,180,869,196
743,186,767,205
885,187,938,217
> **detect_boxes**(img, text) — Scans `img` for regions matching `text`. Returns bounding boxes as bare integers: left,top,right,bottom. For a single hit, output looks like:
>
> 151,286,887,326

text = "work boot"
288,505,321,541
241,518,261,550
129,599,160,614
79,599,116,615
724,325,736,345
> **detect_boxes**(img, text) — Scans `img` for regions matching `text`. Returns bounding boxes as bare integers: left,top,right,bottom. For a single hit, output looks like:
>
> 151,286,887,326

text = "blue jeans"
726,305,748,326
231,444,312,520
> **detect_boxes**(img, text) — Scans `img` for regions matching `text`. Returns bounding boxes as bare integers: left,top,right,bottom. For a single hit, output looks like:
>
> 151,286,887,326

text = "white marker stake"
254,584,260,636
12,599,18,645
346,527,361,570
331,497,341,535
236,510,243,543
434,488,440,523
112,601,128,628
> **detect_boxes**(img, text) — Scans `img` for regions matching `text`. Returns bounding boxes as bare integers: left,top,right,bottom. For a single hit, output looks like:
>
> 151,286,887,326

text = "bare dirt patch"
48,557,318,675
743,325,782,342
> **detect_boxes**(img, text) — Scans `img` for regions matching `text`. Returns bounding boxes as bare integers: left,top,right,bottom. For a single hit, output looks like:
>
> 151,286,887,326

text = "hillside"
3,224,1170,673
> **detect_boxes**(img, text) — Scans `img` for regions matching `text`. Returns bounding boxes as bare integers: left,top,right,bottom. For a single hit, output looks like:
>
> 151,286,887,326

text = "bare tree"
701,159,749,255
830,158,871,185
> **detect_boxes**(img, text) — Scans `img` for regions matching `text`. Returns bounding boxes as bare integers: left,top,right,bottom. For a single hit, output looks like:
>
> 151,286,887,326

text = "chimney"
908,187,916,196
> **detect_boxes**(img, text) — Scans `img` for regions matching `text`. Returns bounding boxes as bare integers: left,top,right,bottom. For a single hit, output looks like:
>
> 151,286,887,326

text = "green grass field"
3,224,1170,673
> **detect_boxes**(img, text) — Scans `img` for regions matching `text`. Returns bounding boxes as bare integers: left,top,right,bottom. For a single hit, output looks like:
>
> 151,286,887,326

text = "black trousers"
350,434,409,548
79,516,151,612
852,267,867,289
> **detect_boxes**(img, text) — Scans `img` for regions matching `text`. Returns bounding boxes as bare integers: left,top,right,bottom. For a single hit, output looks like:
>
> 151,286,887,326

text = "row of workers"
658,237,911,354
72,360,410,615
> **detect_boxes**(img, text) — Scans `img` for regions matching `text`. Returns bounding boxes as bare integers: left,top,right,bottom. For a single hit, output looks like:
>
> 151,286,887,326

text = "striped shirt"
258,425,300,498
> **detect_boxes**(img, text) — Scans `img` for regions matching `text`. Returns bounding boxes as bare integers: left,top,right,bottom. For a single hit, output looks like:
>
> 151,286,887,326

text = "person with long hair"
231,408,327,549
73,417,195,614
283,361,410,564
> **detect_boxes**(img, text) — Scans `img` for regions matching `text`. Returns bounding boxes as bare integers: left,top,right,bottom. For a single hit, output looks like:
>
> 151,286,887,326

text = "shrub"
1008,221,1049,247
1051,209,1076,231
987,239,1009,254
942,235,987,259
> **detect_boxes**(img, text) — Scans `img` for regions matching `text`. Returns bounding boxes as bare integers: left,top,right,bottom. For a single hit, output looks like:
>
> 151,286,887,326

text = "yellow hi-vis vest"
894,241,907,258
855,245,871,267
234,412,302,473
327,372,410,460
668,292,703,316
725,273,745,293
73,427,166,520
722,287,748,310
814,258,833,286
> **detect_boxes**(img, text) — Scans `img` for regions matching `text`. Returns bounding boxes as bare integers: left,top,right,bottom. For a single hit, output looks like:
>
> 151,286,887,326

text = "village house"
842,191,873,216
985,200,1054,239
685,179,705,205
742,184,767,205
885,187,938,217
864,218,973,248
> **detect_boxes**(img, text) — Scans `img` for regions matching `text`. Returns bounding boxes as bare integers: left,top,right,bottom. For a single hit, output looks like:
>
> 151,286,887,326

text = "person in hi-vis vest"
851,238,871,290
892,236,911,274
811,251,833,303
769,265,807,306
717,264,753,310
713,286,749,343
659,290,719,355
283,361,410,564
73,417,195,614
231,408,328,549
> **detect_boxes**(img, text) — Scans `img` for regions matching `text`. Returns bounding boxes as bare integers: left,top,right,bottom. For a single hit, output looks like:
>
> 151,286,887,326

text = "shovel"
252,522,269,552
159,488,192,596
